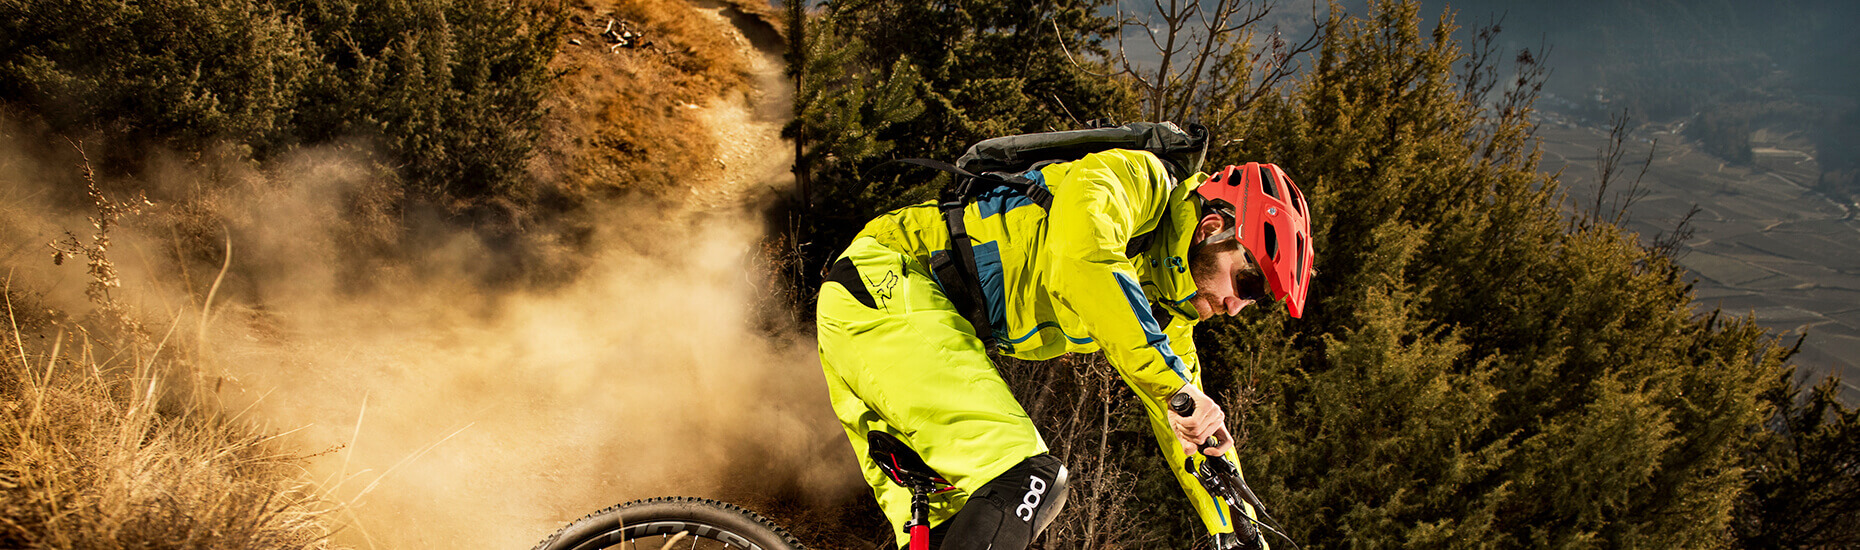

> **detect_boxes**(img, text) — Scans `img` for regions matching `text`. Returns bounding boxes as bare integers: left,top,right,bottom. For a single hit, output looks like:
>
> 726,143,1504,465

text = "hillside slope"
536,0,791,205
2,1,848,549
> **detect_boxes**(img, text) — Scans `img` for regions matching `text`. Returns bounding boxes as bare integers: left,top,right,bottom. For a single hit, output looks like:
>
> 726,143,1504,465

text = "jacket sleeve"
1046,151,1248,535
1042,149,1192,405
1147,319,1256,535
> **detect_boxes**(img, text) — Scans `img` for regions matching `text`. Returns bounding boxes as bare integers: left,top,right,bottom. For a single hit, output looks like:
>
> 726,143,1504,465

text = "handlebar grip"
1169,391,1196,416
1170,392,1220,453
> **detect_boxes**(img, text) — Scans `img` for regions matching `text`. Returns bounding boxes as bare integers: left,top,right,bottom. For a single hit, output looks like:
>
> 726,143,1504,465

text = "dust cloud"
207,158,857,548
0,123,861,549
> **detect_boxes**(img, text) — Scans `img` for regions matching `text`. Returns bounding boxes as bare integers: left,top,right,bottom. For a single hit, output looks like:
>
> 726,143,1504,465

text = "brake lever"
1171,393,1264,549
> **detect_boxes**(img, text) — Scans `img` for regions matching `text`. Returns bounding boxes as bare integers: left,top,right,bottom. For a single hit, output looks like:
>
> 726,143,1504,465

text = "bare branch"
1593,112,1629,224
1234,10,1326,114
1051,16,1119,78
1112,4,1156,95
1591,111,1657,227
1109,0,1326,128
1650,204,1701,260
1612,137,1658,226
1170,0,1250,121
1052,94,1085,129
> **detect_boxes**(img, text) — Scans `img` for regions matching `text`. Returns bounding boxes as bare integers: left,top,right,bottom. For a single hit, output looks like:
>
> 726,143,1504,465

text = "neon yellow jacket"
853,148,1252,533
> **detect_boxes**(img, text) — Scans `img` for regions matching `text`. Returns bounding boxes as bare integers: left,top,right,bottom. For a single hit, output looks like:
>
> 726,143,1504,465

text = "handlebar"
1168,392,1220,451
1168,391,1196,415
1169,391,1296,550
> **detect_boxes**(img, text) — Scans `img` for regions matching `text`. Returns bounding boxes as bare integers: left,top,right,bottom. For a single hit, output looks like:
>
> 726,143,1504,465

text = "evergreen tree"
0,0,318,156
283,0,564,200
825,0,1137,155
785,0,1137,283
784,2,1845,548
782,8,926,232
1734,368,1860,549
1186,1,1790,547
0,0,564,202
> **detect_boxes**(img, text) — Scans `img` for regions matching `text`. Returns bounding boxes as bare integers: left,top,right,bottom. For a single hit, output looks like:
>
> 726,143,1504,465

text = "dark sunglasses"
1234,256,1272,303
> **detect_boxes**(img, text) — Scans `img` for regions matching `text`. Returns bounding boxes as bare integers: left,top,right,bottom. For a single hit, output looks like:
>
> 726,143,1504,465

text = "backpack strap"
932,198,999,347
874,157,1011,343
881,158,1053,209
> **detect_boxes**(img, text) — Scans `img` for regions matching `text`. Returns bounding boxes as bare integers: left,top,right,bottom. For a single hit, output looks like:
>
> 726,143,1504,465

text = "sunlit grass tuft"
1,151,343,549
1,282,341,549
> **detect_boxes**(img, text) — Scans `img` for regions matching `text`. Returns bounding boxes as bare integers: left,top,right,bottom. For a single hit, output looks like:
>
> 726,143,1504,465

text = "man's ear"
1192,213,1228,242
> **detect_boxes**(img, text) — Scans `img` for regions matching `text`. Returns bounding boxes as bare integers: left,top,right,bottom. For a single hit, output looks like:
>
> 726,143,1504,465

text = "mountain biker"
816,148,1314,550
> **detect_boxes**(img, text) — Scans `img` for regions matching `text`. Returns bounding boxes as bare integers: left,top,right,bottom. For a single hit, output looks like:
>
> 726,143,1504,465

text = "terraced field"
1539,120,1860,402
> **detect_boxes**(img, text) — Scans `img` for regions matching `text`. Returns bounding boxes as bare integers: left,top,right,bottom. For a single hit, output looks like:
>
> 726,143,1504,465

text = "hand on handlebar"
1167,385,1234,457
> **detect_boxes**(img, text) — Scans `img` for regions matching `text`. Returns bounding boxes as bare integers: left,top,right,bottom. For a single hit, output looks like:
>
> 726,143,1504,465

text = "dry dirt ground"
535,0,790,205
1539,119,1860,402
685,0,794,211
213,2,858,549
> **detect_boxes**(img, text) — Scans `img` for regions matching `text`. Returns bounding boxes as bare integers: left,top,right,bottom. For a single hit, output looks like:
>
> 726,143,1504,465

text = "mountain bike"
531,394,1293,550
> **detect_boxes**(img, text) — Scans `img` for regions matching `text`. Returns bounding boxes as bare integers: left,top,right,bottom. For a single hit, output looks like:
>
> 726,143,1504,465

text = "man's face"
1186,214,1271,319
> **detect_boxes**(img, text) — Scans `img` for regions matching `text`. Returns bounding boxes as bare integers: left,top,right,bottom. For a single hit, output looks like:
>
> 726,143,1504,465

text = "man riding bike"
816,142,1314,550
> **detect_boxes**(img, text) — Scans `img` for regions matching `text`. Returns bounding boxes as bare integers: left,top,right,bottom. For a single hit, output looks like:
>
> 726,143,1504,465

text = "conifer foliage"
787,1,1854,548
783,0,1137,275
1205,2,1799,547
1735,367,1860,549
0,0,564,201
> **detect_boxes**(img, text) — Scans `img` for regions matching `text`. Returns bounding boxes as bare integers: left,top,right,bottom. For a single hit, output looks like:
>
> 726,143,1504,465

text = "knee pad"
935,454,1069,550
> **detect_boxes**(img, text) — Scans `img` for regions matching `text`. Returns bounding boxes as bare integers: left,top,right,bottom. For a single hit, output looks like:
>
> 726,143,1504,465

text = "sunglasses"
1233,255,1272,303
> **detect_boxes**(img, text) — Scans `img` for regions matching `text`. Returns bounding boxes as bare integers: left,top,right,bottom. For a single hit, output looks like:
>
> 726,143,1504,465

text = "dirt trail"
194,3,848,549
0,2,845,550
687,0,793,212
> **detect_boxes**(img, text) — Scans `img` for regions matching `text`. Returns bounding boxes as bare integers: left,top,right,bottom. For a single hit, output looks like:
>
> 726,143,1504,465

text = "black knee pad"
935,454,1069,550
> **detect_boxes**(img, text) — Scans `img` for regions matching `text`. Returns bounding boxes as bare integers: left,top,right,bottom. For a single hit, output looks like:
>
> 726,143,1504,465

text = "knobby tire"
532,496,807,550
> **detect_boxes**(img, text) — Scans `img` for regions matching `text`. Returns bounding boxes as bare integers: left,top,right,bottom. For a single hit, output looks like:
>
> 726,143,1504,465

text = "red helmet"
1194,163,1314,318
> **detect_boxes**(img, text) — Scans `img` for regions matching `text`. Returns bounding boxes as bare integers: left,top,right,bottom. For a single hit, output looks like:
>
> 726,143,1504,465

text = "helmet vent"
1289,179,1306,215
1257,165,1280,198
1296,234,1307,284
1262,222,1279,260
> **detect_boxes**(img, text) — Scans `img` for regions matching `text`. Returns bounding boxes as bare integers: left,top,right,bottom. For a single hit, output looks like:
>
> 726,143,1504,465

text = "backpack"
885,122,1210,348
957,121,1208,180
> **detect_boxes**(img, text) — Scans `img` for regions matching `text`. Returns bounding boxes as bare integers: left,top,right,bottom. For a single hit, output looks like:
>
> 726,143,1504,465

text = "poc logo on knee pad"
1014,476,1048,522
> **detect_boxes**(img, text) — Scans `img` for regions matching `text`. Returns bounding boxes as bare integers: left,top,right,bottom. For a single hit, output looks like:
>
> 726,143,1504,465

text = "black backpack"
955,121,1208,180
886,122,1210,348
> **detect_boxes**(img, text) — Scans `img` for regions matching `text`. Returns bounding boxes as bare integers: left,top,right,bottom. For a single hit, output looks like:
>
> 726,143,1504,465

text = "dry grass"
0,287,340,550
0,158,342,549
1001,353,1161,549
0,1,798,546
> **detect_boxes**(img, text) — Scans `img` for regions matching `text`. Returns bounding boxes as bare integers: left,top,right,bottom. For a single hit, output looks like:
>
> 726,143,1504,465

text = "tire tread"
532,496,807,550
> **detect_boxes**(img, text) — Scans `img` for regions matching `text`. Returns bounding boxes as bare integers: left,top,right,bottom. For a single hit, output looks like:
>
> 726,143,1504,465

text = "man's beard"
1187,238,1241,289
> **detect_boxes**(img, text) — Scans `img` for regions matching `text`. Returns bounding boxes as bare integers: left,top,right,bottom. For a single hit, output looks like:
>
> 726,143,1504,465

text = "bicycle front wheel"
533,496,807,550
